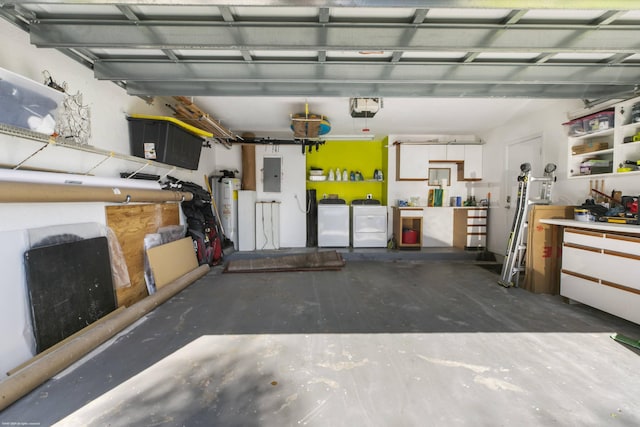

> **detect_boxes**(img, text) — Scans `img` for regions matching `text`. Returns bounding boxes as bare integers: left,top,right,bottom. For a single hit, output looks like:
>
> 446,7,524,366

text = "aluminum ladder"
498,163,557,288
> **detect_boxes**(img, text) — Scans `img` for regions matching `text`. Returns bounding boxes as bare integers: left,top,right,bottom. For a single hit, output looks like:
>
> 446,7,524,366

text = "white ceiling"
1,1,636,140
193,96,566,140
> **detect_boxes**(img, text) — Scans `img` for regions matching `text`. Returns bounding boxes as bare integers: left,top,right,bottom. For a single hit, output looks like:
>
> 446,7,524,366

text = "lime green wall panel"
306,140,387,204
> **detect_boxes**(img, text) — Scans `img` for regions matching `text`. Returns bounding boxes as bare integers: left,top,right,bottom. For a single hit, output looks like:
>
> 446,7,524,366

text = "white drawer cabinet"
561,227,640,324
453,207,487,249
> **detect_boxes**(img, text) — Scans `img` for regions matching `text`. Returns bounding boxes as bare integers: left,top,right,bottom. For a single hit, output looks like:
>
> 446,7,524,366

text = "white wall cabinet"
463,145,483,180
567,95,640,179
561,226,640,324
445,145,465,161
396,144,430,180
397,142,483,181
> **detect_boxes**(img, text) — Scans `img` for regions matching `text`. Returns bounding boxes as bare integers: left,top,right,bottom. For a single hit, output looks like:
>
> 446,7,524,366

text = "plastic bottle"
343,169,348,181
336,168,341,181
328,169,335,181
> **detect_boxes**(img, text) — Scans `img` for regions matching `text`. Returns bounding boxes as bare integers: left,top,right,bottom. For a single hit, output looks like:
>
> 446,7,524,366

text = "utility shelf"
565,96,640,179
0,123,193,179
306,179,384,184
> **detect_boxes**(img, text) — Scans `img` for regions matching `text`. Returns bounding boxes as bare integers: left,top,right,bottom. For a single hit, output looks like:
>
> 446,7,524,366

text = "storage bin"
127,117,204,170
0,67,64,134
582,109,614,133
564,119,586,136
402,228,418,244
596,110,614,129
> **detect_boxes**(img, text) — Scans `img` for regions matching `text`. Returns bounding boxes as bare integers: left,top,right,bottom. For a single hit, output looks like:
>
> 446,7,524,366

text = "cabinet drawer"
466,225,486,234
400,209,423,218
466,234,486,247
467,208,487,218
564,228,604,247
599,252,640,290
562,244,602,279
602,233,640,256
467,217,487,226
561,272,640,325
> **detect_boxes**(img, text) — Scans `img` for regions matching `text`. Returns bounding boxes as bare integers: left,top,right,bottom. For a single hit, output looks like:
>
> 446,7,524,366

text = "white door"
502,135,542,252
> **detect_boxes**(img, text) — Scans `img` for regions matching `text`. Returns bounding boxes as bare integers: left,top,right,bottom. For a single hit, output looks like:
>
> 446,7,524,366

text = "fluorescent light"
323,134,376,141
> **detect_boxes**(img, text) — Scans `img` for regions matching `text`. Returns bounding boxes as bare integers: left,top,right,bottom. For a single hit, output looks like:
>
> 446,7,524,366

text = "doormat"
224,251,345,273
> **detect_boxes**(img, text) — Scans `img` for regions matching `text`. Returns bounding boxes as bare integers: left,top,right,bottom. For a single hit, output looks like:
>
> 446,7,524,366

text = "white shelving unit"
567,96,640,179
0,123,193,179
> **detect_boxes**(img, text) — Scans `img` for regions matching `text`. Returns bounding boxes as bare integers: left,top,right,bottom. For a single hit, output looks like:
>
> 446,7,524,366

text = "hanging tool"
499,163,557,288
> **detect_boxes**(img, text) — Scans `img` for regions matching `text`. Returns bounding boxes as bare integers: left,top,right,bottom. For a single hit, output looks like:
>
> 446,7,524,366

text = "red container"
402,229,418,244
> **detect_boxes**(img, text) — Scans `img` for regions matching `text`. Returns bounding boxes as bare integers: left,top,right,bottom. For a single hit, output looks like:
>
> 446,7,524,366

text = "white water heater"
217,177,241,250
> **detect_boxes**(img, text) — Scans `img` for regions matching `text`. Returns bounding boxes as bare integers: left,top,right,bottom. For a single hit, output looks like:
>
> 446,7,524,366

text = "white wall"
254,145,307,248
480,99,640,255
0,19,217,184
0,19,221,375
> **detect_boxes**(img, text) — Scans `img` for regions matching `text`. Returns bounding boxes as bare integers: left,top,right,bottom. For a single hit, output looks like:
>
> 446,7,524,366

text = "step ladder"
498,163,557,288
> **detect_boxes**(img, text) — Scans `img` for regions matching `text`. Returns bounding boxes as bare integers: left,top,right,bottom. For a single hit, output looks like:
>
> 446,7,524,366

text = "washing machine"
317,199,349,247
351,200,388,248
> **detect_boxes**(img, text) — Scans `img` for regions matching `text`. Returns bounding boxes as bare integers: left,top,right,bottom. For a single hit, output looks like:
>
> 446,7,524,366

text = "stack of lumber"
169,96,238,141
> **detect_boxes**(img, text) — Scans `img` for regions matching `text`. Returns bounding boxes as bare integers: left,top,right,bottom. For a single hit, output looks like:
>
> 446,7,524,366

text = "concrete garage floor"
2,252,640,426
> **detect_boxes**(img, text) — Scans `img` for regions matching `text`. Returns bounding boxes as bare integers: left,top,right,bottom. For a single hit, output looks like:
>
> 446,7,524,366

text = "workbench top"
540,218,640,235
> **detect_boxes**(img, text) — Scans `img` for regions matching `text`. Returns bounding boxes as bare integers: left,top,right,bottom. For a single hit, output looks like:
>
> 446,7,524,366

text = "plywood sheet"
24,237,116,353
106,203,180,307
147,237,198,289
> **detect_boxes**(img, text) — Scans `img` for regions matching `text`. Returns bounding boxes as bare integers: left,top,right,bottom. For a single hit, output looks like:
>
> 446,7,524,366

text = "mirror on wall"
428,168,451,186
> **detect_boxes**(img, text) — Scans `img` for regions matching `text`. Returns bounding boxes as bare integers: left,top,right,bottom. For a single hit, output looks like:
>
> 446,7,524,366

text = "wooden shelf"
392,207,423,249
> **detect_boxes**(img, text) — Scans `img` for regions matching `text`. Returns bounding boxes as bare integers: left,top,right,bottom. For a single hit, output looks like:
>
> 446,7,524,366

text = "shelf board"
621,122,640,131
571,148,614,158
307,179,384,183
569,128,614,140
568,172,615,179
1,123,193,175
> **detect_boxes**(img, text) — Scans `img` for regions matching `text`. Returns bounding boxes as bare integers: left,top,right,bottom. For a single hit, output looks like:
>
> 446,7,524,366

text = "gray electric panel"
263,157,281,193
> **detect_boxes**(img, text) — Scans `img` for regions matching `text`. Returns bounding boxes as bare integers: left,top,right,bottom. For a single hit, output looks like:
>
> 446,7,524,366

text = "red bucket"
402,229,418,244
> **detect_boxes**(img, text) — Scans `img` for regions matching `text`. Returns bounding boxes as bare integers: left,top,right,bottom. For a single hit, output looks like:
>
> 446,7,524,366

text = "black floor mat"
224,250,345,273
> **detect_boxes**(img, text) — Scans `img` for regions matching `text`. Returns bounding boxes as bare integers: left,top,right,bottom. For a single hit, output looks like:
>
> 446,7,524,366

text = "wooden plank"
106,203,180,307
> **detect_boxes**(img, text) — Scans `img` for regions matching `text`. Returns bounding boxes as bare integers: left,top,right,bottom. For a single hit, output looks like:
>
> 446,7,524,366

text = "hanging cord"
294,193,311,214
261,203,269,250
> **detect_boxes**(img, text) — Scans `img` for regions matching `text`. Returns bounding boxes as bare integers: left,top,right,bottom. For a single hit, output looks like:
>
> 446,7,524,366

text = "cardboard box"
523,205,575,294
571,141,608,155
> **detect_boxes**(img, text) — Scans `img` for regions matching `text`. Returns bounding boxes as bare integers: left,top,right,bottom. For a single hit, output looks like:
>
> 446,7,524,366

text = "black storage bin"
127,117,203,170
